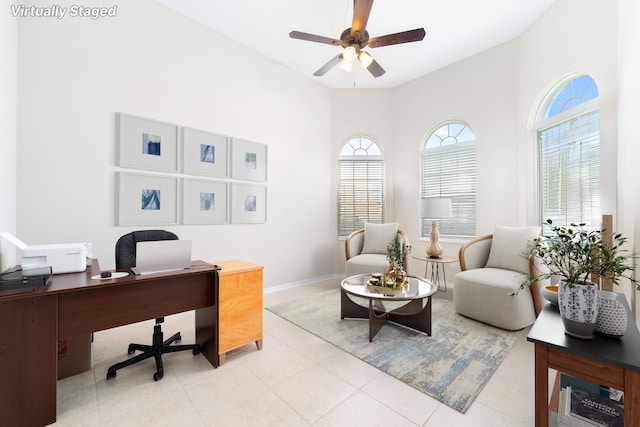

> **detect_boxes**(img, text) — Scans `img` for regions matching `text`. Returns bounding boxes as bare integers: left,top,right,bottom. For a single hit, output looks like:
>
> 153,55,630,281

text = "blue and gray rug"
266,288,522,413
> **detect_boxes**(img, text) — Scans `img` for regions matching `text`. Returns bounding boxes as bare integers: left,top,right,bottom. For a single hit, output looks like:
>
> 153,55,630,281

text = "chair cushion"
454,267,536,330
485,225,540,274
345,254,390,277
361,222,399,255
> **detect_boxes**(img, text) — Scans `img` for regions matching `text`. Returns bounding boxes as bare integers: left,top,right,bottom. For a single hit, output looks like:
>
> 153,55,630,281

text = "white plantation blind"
539,110,600,234
338,159,384,236
420,142,476,238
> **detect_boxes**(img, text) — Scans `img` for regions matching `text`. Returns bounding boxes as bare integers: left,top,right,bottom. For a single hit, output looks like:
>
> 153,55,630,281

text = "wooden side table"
527,296,640,426
213,260,264,366
412,255,457,291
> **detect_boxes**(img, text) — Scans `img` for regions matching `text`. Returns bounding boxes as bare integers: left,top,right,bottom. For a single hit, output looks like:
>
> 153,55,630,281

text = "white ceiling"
154,0,556,89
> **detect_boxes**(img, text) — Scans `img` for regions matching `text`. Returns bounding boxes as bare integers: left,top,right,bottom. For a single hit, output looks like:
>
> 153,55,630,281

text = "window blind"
420,142,476,238
539,110,600,233
338,160,384,236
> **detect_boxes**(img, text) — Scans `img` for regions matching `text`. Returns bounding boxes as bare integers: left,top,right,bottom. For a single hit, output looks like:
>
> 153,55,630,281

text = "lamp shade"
418,198,453,219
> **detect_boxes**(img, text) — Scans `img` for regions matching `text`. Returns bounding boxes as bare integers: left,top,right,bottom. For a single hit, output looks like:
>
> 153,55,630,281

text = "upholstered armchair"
345,223,409,277
453,226,547,330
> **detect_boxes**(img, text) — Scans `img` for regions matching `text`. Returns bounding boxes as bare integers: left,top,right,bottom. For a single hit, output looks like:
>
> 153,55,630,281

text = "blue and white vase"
594,291,627,337
558,280,599,340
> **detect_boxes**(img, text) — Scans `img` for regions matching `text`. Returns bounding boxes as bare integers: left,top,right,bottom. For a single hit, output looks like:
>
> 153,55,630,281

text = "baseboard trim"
263,274,343,295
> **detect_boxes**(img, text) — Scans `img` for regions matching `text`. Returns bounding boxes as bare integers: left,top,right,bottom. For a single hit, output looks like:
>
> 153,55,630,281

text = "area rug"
266,288,523,413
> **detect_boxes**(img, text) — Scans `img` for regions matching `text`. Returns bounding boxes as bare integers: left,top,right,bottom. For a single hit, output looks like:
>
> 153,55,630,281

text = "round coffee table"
340,274,438,342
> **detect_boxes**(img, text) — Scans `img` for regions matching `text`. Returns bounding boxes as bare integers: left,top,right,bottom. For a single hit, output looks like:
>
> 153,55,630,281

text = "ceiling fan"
289,0,426,78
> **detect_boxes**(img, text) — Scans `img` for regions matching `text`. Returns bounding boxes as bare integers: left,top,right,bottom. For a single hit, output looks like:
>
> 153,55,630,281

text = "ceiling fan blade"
351,0,374,37
366,58,385,78
368,28,426,48
289,30,342,46
313,53,343,76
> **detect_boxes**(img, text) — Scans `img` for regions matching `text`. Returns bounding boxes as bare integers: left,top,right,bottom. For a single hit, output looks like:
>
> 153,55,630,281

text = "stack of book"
557,377,624,426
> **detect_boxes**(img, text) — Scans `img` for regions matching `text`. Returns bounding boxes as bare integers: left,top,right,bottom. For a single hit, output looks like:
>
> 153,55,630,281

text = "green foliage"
524,219,639,291
387,237,411,269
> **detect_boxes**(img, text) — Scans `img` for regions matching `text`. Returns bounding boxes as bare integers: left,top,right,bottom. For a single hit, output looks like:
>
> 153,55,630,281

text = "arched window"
338,136,384,236
536,74,599,233
420,122,476,238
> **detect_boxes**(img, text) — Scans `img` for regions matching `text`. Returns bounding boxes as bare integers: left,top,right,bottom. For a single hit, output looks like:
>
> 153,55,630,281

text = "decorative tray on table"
366,273,408,296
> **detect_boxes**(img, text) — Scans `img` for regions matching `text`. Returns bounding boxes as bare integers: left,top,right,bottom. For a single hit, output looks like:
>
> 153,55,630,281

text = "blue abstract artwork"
200,144,215,164
142,133,161,156
244,195,256,212
200,192,215,211
244,152,257,170
141,189,160,210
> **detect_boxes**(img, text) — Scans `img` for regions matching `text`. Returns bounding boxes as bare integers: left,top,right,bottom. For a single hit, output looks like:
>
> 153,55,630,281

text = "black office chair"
106,230,200,381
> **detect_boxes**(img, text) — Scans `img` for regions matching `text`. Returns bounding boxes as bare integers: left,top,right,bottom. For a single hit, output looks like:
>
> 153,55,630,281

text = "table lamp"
418,197,453,258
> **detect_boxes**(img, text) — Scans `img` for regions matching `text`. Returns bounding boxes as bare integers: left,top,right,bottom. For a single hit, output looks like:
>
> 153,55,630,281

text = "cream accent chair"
453,226,546,330
345,223,408,277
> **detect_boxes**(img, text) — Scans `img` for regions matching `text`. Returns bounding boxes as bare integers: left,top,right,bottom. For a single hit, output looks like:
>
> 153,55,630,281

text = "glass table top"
341,273,437,300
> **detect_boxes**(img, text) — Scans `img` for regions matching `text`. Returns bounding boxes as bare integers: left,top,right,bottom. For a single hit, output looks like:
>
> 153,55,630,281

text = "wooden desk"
0,260,219,427
527,296,640,427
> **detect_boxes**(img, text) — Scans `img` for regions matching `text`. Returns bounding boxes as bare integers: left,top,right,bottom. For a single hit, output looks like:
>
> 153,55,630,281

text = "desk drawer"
548,348,625,389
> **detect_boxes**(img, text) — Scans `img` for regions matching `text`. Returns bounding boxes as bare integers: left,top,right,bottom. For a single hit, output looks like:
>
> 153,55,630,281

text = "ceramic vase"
558,280,599,340
594,291,627,337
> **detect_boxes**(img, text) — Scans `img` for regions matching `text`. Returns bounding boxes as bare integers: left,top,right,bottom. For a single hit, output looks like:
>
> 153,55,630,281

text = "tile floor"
51,279,536,426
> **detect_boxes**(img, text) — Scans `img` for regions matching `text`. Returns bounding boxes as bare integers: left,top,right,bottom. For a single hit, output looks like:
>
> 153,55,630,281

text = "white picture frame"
183,127,228,177
231,183,267,224
118,113,178,172
231,138,267,182
182,179,228,225
117,172,178,225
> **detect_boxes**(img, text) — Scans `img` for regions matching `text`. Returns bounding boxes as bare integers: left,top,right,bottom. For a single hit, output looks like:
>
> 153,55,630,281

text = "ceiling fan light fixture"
343,45,358,62
358,51,373,68
340,59,353,72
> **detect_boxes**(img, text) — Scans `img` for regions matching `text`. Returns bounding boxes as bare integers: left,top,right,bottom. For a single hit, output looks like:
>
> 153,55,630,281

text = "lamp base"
426,220,443,258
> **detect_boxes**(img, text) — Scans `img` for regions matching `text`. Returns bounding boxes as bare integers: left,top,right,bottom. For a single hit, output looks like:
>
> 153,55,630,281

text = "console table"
0,260,220,427
527,295,640,427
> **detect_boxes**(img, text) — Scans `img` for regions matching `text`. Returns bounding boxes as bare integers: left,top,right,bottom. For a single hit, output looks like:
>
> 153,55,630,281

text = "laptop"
131,240,192,275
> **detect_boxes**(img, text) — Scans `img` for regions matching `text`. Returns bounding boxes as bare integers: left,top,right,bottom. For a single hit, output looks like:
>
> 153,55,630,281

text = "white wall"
517,0,618,226
330,89,395,272
617,0,640,322
13,0,632,295
0,3,17,272
393,41,520,277
330,0,620,281
393,40,520,237
16,0,333,288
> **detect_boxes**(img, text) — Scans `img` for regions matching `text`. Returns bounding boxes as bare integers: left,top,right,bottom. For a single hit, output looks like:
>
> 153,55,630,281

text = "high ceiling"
155,0,556,89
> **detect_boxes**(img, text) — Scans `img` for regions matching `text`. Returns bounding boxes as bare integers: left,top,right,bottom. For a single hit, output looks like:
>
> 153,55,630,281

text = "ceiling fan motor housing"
340,28,370,49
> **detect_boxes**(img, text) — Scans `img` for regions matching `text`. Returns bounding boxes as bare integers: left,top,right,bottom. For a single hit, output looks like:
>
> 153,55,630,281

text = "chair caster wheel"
127,345,135,355
153,369,163,381
175,333,182,343
106,370,116,380
193,346,200,356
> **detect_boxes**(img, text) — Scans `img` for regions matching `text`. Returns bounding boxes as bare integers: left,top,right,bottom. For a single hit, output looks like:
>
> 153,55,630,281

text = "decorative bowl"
541,285,559,305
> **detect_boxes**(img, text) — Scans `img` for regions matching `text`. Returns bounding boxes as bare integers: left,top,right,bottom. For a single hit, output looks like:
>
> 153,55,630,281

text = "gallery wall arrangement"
116,113,267,226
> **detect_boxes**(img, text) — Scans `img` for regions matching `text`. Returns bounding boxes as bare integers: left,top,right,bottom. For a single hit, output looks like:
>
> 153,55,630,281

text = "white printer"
1,232,91,274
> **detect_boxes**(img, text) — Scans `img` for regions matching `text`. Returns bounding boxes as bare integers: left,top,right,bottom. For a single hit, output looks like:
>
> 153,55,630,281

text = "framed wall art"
182,178,228,225
117,172,178,225
183,127,228,177
231,183,267,224
118,113,178,172
230,138,267,182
